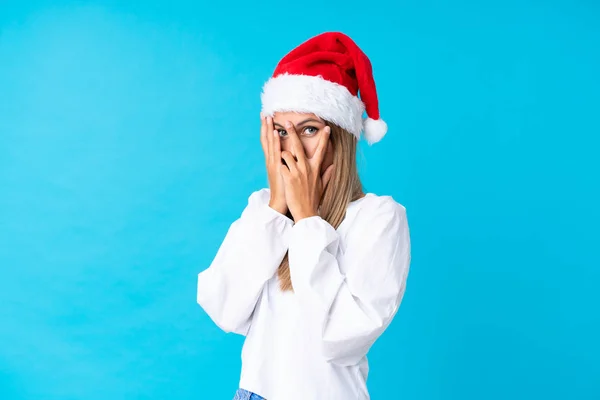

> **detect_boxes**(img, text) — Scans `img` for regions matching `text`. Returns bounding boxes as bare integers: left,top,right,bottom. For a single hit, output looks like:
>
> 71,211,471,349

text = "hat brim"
260,73,365,139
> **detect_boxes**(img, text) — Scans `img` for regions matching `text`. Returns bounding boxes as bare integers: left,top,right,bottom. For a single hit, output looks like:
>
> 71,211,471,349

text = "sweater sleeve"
287,197,411,366
197,189,293,336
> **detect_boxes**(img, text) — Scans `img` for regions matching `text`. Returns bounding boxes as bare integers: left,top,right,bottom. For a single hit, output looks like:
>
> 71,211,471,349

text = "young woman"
197,31,411,400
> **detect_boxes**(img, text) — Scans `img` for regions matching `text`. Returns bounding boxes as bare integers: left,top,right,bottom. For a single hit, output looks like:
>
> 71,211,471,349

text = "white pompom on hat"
260,31,387,145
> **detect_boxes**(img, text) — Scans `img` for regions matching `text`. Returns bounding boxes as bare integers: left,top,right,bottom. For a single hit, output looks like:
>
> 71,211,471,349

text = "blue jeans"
233,388,265,400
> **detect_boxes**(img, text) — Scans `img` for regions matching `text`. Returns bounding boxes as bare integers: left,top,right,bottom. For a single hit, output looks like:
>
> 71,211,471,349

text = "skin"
273,112,334,175
260,112,335,221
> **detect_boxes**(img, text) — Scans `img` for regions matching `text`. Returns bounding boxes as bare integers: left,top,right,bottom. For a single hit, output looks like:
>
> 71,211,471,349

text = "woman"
197,31,411,400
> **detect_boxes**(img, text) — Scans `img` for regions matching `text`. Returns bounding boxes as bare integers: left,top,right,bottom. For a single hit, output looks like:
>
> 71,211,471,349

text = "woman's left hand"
279,121,335,222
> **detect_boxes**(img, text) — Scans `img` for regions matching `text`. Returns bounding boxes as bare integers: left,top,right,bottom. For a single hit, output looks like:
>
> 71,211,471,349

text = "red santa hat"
260,31,387,145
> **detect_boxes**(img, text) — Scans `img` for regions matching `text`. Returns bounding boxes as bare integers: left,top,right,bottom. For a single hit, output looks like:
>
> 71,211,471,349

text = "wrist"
268,199,287,215
293,209,318,222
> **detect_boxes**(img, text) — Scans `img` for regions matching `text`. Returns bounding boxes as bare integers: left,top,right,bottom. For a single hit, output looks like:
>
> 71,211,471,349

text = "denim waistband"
233,388,265,400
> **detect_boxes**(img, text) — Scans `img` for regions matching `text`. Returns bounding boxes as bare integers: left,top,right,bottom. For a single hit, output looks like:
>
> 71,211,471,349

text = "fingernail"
273,129,278,136
285,121,292,128
325,126,331,133
260,112,264,119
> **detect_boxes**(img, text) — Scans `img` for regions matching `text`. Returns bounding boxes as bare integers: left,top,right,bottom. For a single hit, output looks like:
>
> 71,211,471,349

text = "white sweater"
197,188,411,399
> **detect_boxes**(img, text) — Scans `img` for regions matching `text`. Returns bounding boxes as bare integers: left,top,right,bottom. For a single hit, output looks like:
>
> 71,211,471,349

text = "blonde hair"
277,121,364,291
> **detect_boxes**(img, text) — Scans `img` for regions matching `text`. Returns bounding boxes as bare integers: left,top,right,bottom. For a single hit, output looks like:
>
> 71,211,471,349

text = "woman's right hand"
260,113,288,215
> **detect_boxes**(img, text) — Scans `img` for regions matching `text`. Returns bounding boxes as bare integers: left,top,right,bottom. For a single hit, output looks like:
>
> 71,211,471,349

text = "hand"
279,121,335,222
260,113,287,215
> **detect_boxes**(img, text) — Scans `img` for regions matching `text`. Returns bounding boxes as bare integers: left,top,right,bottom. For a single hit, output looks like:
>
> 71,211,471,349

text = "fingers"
280,162,291,181
280,151,298,173
272,126,282,162
284,121,306,163
311,126,331,167
322,164,335,190
269,129,282,171
266,116,274,163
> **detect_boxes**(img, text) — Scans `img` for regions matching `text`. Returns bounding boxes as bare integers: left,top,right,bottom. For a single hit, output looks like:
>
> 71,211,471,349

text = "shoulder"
344,193,410,263
355,192,407,222
345,192,409,242
246,187,271,206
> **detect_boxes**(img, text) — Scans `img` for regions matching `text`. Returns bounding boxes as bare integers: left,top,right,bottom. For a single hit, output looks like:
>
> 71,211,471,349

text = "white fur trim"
261,73,365,139
363,117,388,144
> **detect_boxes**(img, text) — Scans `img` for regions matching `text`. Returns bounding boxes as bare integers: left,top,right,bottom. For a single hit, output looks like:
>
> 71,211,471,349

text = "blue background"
1,1,599,399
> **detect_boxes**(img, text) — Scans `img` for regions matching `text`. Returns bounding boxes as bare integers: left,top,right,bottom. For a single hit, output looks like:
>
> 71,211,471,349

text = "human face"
272,112,334,175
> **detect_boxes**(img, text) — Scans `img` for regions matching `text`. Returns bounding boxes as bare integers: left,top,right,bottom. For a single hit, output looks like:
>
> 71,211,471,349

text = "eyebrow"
273,118,324,128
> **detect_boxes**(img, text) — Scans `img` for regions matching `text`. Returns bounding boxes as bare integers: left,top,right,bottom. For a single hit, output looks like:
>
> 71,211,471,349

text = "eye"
278,129,288,138
302,126,319,136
